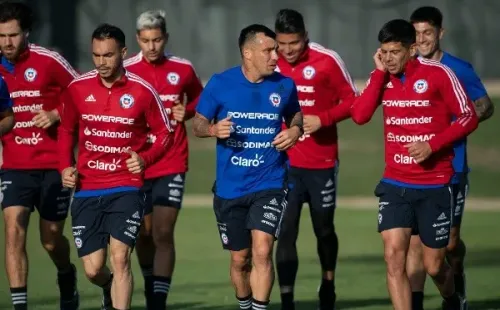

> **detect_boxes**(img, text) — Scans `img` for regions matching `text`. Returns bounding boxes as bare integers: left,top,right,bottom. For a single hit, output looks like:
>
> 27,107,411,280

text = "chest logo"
269,93,281,107
24,68,37,82
119,94,135,109
302,66,316,80
413,79,428,94
167,72,180,85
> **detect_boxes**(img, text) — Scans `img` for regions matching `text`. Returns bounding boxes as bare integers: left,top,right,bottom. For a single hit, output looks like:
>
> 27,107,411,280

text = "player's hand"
171,100,186,122
303,115,321,134
404,141,432,163
212,116,233,139
373,49,386,72
272,126,301,151
32,110,59,129
62,167,77,188
126,150,145,174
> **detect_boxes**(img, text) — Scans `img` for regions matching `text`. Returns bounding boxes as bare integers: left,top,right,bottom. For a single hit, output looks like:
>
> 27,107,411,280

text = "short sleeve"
195,75,220,121
454,64,487,101
283,81,301,118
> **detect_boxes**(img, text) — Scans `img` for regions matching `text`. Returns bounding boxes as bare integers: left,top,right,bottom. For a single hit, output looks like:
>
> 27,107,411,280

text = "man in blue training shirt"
0,76,14,136
193,24,303,310
407,6,495,310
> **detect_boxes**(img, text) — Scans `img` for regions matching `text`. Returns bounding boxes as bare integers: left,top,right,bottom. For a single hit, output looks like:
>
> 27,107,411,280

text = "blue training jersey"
0,76,13,112
196,66,301,199
441,52,487,184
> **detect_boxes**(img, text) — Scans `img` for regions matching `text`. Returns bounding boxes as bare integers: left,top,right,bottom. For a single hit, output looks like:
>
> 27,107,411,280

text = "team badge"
269,93,281,107
119,94,134,109
24,68,37,82
167,72,180,85
413,79,428,94
302,65,316,80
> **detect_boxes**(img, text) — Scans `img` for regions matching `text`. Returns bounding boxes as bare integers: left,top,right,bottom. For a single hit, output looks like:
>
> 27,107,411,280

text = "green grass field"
0,208,499,309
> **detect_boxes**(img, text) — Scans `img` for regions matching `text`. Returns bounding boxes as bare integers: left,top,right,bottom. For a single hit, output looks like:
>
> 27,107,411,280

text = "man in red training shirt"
273,9,357,310
58,24,173,310
350,19,478,310
0,2,80,310
124,10,203,309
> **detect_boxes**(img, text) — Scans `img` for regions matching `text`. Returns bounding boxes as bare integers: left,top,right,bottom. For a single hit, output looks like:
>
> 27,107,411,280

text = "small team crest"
413,79,428,94
269,93,281,107
24,68,37,82
167,72,180,85
302,65,316,80
119,94,134,109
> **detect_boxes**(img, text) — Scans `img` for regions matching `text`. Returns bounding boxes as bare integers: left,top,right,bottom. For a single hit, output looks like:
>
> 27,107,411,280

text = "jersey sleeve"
49,51,79,88
141,89,174,167
195,75,220,121
428,67,479,152
317,56,358,126
350,69,387,125
455,64,487,101
57,88,78,172
283,81,301,119
0,78,13,112
184,65,204,120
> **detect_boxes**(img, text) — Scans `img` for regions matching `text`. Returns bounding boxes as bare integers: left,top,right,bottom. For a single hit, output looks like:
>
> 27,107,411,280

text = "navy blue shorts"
451,182,468,228
213,188,288,251
375,181,453,249
71,191,146,257
0,169,71,221
141,173,186,215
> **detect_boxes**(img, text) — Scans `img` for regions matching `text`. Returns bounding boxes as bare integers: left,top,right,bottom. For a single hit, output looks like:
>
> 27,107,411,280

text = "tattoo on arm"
286,111,303,129
473,96,494,122
192,112,213,138
0,108,14,136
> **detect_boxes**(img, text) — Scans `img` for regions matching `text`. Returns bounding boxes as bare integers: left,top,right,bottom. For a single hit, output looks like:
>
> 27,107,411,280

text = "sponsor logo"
226,139,273,149
394,154,417,165
87,158,122,171
233,126,276,135
13,121,35,128
296,85,314,93
386,133,435,143
10,90,41,98
84,127,132,139
82,114,134,125
84,141,130,154
159,94,180,102
382,100,430,107
227,111,279,120
385,116,433,126
231,154,265,167
15,133,43,145
299,99,315,107
13,104,43,113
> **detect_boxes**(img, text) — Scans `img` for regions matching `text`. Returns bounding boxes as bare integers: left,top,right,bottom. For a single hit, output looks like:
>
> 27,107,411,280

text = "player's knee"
83,265,102,281
110,250,131,274
153,224,174,248
446,228,460,253
40,226,64,253
230,252,251,271
423,257,443,278
384,246,407,277
5,222,27,250
139,222,153,239
252,244,273,266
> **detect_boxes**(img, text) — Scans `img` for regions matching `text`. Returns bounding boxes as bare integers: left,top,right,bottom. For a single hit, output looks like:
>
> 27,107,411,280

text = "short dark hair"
92,23,126,48
275,9,305,34
378,19,416,48
410,6,443,28
0,1,34,32
238,24,276,55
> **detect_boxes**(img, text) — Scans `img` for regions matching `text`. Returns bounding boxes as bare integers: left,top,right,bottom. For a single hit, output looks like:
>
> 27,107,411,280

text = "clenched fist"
126,150,145,174
32,109,59,129
171,100,186,122
210,116,233,139
62,167,78,188
272,126,302,151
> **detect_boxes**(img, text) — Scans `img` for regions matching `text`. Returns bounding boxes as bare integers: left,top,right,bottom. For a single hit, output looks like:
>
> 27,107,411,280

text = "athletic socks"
252,299,269,309
57,263,77,301
412,291,424,310
153,275,171,310
318,279,336,310
280,291,295,309
140,264,154,308
237,294,252,309
11,287,27,310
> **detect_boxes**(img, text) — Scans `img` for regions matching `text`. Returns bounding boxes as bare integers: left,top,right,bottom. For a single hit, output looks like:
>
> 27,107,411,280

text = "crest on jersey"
167,72,180,85
302,66,316,80
24,68,37,82
413,79,428,94
269,93,281,107
119,94,134,109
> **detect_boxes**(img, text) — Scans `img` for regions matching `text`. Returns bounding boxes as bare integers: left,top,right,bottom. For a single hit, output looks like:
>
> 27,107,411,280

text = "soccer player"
350,19,478,310
58,23,173,310
406,6,495,310
193,24,303,310
124,10,203,309
0,2,80,309
272,9,358,310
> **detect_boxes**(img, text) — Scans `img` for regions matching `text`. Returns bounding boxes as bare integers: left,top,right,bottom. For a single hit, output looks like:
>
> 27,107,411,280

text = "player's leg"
38,170,78,309
275,168,304,309
1,170,37,310
107,191,145,310
214,194,253,309
71,195,113,309
306,167,339,310
135,181,154,308
446,183,468,303
406,234,426,310
375,182,414,310
249,188,288,309
416,186,463,309
151,174,185,308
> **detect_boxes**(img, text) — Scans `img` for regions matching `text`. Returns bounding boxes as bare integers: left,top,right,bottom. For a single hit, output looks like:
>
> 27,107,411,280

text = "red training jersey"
124,52,203,178
350,58,478,185
58,70,174,190
0,44,79,170
277,42,358,169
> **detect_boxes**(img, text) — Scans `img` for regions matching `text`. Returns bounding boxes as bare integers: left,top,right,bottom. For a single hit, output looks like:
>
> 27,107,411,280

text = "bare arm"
285,111,303,130
473,95,494,122
192,112,215,138
0,107,14,136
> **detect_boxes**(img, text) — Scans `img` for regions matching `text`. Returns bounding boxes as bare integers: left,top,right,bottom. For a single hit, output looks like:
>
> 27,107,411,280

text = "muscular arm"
0,107,14,136
285,111,303,129
192,112,214,138
473,95,494,122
